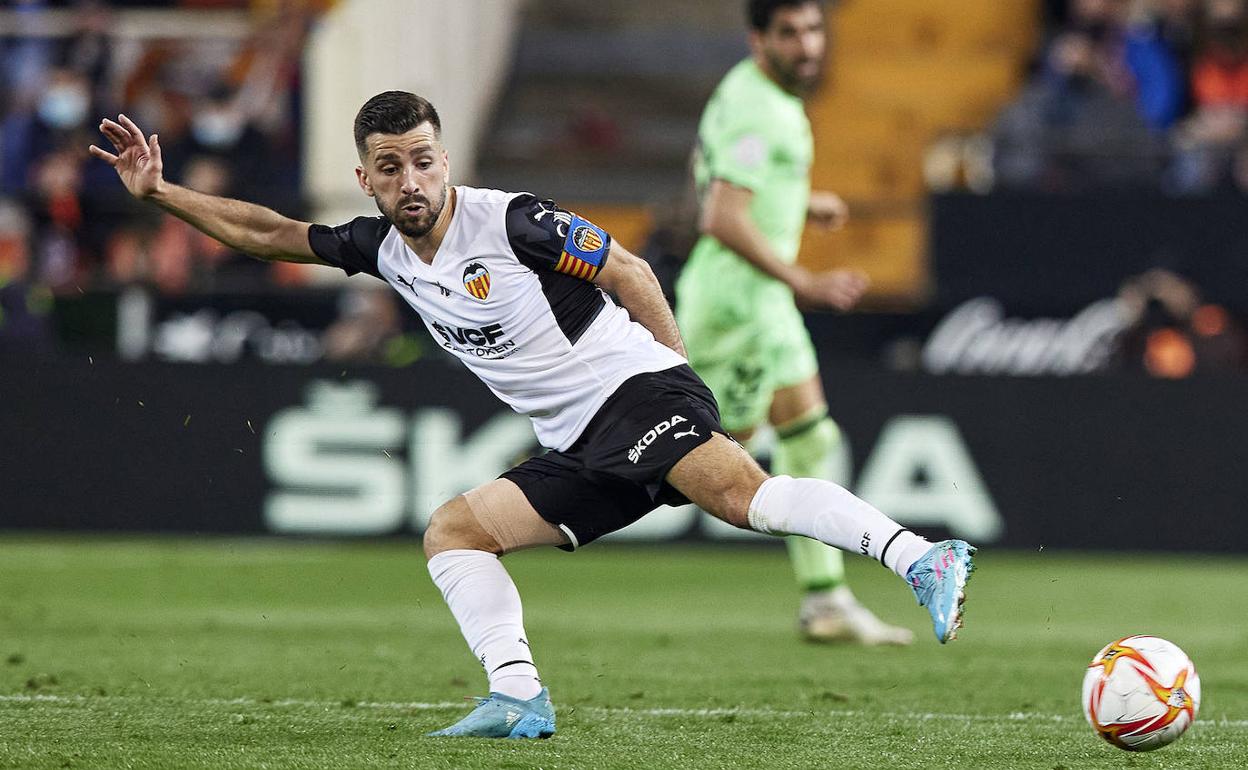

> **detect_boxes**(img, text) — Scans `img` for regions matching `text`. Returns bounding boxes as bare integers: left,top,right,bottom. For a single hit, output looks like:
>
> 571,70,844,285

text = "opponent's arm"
594,241,686,358
806,190,849,230
90,114,325,264
700,179,866,310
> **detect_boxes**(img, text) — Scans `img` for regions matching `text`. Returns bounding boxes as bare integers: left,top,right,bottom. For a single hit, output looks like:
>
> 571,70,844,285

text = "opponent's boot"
799,586,914,645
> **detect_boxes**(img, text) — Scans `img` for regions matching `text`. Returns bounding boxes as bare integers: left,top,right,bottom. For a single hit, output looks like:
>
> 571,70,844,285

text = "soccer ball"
1082,635,1200,751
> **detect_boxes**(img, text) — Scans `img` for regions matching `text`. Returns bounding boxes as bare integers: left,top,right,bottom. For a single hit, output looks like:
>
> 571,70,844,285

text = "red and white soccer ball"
1082,635,1200,751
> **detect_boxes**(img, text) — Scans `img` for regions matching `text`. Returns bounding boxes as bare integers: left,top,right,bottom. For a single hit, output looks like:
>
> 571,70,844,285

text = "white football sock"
747,475,931,579
427,549,543,701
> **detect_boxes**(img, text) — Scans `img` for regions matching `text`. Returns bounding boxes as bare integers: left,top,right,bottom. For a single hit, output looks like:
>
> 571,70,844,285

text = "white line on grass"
3,693,1246,729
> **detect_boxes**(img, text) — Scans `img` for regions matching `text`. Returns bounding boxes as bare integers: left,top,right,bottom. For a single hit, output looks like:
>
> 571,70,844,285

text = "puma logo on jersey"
533,200,572,238
395,274,418,294
628,415,688,464
673,425,699,440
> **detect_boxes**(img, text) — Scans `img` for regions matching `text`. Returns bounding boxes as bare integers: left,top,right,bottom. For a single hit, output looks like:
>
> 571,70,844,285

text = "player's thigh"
696,355,771,436
664,433,768,529
679,286,773,433
685,328,772,434
423,479,568,558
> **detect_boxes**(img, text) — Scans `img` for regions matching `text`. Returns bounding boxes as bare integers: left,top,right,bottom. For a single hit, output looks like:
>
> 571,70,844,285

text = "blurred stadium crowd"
1,0,1246,374
1,0,317,319
992,0,1248,193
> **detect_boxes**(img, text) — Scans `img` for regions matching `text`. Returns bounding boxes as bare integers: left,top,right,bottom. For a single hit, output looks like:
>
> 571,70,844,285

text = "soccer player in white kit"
90,92,975,739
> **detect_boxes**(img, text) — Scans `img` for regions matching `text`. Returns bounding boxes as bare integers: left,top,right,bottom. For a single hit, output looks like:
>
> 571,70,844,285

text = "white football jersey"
309,185,687,450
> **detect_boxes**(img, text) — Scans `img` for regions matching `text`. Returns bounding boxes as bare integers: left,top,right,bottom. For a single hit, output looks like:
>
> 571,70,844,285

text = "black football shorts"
501,364,724,549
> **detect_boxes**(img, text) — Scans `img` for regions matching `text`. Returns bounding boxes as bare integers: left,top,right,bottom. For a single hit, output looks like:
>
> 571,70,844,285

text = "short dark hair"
353,91,441,156
746,0,825,31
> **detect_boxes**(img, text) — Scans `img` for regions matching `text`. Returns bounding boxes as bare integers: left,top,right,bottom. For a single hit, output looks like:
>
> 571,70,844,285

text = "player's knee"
422,497,500,559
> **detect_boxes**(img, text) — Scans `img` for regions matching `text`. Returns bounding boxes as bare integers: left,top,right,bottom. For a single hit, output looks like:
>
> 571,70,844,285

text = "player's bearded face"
386,179,447,238
758,4,826,94
360,126,450,238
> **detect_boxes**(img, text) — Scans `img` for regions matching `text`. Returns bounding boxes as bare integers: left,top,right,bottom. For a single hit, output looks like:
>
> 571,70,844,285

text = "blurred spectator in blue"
1,1,50,193
2,1,119,195
993,27,1162,190
2,67,96,196
1125,0,1200,131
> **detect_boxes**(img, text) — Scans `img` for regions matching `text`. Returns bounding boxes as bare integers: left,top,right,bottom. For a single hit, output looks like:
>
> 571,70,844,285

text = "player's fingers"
100,117,129,139
88,145,119,166
117,113,149,150
100,120,130,150
150,134,162,163
101,123,137,155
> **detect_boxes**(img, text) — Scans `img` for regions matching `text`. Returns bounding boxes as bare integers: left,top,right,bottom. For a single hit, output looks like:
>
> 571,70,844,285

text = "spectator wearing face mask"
0,68,93,196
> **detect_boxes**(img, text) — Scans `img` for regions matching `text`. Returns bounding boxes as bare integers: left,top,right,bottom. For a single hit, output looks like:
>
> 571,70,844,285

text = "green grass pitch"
0,537,1245,769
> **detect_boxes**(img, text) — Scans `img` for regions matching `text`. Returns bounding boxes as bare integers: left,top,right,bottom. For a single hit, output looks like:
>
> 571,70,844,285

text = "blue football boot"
427,688,555,739
906,540,976,643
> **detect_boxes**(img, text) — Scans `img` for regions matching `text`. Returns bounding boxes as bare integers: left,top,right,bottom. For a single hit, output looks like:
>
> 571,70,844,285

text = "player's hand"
807,191,849,230
791,268,869,311
89,114,164,199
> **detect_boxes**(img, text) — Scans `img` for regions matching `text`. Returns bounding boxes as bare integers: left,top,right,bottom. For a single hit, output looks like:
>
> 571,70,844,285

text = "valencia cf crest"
463,262,491,300
572,225,603,253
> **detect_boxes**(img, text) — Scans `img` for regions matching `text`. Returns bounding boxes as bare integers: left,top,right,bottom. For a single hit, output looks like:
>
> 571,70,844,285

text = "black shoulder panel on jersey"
307,216,390,279
505,193,567,271
506,194,608,343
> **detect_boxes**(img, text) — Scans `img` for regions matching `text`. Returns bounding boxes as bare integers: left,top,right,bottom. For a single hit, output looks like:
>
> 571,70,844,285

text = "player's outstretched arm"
594,242,686,358
700,179,866,310
89,114,327,265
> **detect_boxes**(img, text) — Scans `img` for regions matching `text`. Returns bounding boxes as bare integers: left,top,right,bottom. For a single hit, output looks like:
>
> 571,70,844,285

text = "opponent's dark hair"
353,91,441,156
746,0,825,31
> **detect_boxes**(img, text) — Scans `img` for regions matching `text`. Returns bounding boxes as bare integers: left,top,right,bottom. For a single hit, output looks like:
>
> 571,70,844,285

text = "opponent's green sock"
774,412,845,592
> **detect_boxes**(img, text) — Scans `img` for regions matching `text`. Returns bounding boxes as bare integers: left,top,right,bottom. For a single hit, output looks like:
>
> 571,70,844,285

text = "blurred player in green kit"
676,0,912,644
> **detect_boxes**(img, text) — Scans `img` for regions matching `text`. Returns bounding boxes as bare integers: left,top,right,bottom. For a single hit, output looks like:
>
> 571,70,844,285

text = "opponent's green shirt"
677,59,820,429
687,59,812,280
